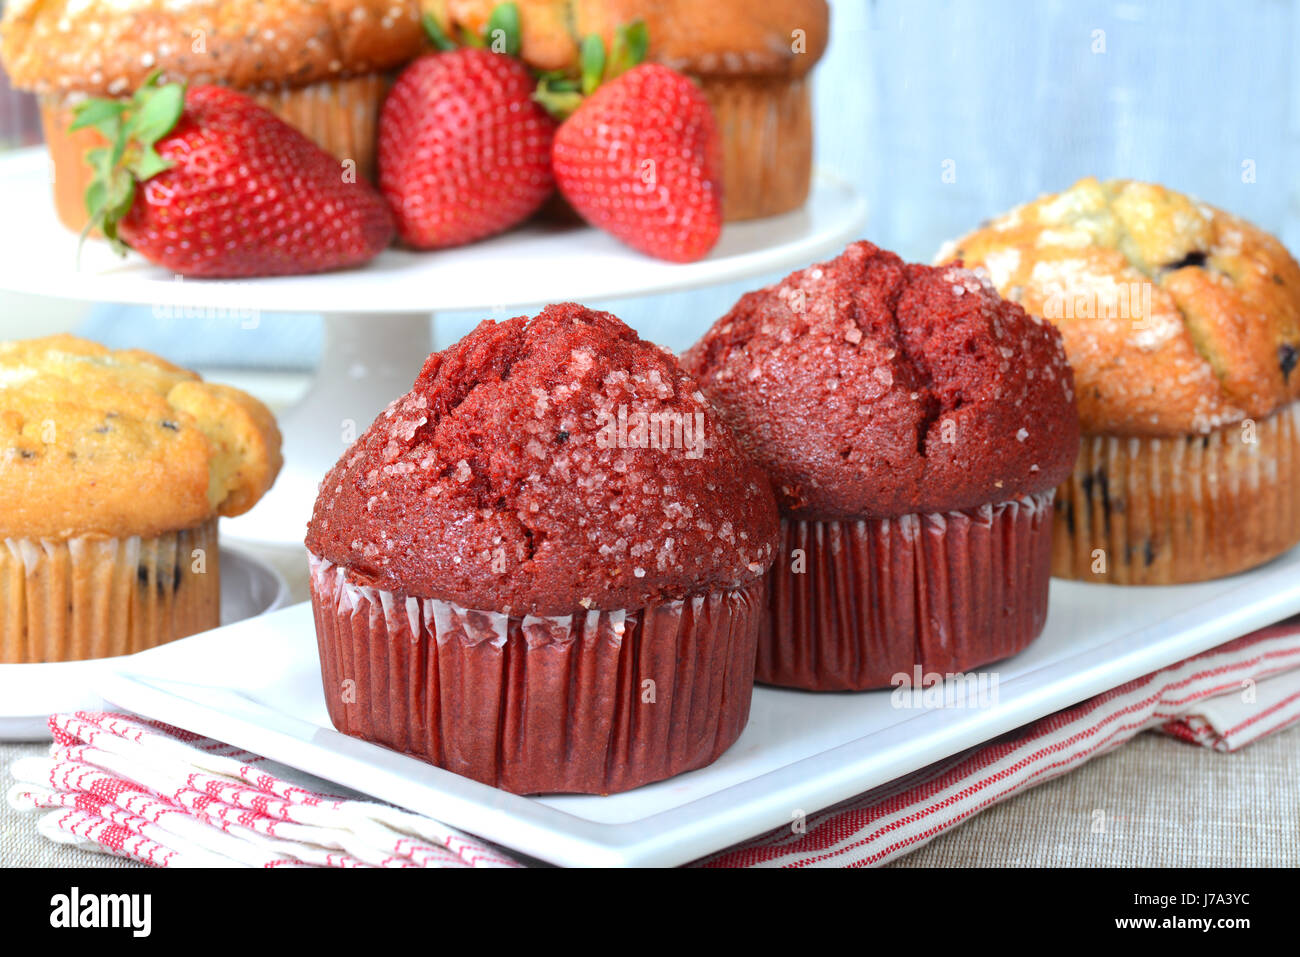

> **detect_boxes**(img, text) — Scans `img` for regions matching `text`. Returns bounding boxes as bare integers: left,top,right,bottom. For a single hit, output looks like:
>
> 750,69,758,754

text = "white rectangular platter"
99,545,1300,867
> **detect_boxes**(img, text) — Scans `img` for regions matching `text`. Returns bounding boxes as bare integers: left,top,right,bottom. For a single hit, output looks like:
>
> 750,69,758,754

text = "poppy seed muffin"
306,302,778,794
683,241,1079,690
0,334,282,662
939,178,1300,583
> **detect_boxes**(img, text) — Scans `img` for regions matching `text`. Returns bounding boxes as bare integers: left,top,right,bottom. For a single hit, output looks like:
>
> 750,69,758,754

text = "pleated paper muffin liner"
1053,400,1300,585
308,553,764,796
248,74,387,182
0,517,220,663
758,492,1055,691
41,73,388,233
698,75,813,222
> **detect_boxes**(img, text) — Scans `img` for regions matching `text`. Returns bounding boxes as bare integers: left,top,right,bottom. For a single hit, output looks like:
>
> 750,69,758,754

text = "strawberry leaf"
536,69,576,87
82,178,106,225
79,166,133,263
101,169,134,241
580,34,606,96
70,99,126,140
76,75,187,261
486,2,522,56
134,144,171,182
534,19,652,119
422,12,458,51
608,20,648,78
84,146,112,179
126,81,183,147
533,75,584,120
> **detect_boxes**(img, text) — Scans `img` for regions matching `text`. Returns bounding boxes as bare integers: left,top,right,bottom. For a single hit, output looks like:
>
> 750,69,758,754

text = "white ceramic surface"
0,148,869,314
99,546,1300,866
0,547,289,741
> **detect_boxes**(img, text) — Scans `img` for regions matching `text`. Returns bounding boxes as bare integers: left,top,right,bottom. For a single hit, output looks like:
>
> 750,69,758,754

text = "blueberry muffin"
683,241,1079,691
939,178,1300,583
0,335,282,662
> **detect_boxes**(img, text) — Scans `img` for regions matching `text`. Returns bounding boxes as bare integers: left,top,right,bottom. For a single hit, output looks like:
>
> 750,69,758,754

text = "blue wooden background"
547,0,1300,355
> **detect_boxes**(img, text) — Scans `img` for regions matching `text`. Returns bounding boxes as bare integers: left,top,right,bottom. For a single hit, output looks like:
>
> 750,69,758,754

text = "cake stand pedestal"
0,146,869,545
220,313,433,544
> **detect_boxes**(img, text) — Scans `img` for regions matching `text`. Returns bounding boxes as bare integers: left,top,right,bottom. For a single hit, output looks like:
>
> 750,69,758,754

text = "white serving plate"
98,545,1300,867
0,148,868,314
0,547,289,741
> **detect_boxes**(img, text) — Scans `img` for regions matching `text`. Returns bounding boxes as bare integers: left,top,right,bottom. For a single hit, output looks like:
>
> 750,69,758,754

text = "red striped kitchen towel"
6,711,519,868
696,616,1300,867
7,616,1300,868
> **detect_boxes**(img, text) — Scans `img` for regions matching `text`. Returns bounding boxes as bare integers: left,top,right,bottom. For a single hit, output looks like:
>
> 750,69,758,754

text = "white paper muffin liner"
1054,400,1300,584
0,518,220,662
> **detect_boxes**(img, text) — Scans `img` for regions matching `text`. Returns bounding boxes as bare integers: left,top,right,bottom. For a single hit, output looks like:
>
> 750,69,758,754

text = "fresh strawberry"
73,78,394,278
378,47,556,249
550,63,723,263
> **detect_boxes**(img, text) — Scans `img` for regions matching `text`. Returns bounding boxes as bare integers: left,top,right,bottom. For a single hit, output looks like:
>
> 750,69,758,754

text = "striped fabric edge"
691,623,1300,868
6,711,521,869
1162,686,1300,752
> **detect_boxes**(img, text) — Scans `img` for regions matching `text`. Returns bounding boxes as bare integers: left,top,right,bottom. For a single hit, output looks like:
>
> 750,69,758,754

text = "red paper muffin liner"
758,491,1055,691
308,553,763,795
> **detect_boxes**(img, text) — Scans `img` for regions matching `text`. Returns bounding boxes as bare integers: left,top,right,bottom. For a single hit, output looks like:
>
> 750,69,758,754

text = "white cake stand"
0,146,869,544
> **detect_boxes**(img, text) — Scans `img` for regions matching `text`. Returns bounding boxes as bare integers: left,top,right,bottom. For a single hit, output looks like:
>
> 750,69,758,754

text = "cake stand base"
220,313,432,547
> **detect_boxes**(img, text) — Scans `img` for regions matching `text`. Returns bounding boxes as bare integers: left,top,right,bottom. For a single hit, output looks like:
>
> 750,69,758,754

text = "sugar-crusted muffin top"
0,0,426,97
0,334,282,539
306,302,779,616
937,177,1300,436
682,241,1080,520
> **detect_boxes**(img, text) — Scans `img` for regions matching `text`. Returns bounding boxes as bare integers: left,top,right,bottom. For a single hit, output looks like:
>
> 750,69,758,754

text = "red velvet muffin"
306,303,778,794
683,241,1079,691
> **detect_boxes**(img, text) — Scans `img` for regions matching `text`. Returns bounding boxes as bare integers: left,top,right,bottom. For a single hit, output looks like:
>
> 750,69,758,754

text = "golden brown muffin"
939,178,1300,584
0,0,426,230
0,335,283,661
426,0,830,221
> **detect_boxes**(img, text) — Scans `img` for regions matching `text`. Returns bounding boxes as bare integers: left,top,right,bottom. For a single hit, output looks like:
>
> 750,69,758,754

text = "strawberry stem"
579,35,606,96
533,74,584,120
534,19,650,120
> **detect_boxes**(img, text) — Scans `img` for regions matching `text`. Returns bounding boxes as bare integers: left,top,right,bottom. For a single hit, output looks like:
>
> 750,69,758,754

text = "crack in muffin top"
682,241,1079,519
307,302,779,615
